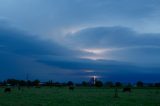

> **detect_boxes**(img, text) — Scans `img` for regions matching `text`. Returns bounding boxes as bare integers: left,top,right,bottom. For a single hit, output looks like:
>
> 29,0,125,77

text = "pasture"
0,87,159,106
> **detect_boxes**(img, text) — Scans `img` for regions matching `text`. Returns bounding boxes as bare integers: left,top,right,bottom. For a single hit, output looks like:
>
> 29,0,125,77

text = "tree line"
0,79,160,88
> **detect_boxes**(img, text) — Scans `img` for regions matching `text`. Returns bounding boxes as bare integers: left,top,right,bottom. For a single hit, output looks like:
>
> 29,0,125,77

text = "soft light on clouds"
79,48,112,60
82,48,107,54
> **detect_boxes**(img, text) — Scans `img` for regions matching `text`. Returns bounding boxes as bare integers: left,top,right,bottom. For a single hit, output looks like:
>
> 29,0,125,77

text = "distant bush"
155,83,160,87
81,81,88,87
115,82,122,87
95,80,103,87
136,81,144,87
105,81,114,87
67,81,74,86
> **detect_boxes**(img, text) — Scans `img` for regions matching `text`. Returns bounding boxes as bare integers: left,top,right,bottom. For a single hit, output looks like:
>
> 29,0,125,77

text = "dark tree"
19,80,26,86
105,81,114,87
136,81,144,87
148,83,154,87
67,81,74,86
6,79,18,86
155,83,160,87
115,82,122,87
3,80,7,86
54,82,63,87
82,81,88,87
27,80,32,87
33,79,40,86
95,80,103,87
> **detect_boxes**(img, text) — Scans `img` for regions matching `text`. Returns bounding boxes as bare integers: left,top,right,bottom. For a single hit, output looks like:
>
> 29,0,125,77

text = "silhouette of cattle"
69,86,74,90
123,87,131,92
4,88,11,93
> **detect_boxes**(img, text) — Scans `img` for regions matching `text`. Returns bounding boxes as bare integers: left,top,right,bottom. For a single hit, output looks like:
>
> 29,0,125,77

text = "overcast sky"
0,0,160,82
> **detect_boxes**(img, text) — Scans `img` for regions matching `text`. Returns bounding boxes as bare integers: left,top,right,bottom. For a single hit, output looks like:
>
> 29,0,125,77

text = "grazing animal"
69,86,74,90
4,88,11,93
123,87,131,92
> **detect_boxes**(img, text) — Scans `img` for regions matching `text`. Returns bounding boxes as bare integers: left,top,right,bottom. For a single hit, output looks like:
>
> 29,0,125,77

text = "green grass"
0,87,159,106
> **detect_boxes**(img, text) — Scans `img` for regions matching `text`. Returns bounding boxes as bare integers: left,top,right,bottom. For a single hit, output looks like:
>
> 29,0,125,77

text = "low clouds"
65,26,160,65
1,22,160,82
66,26,160,48
0,22,75,57
0,22,83,81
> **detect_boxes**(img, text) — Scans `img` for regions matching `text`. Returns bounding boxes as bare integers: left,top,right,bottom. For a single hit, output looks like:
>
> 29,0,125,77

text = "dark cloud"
37,57,160,82
65,26,160,65
1,22,159,82
0,23,82,81
67,26,160,48
0,22,76,56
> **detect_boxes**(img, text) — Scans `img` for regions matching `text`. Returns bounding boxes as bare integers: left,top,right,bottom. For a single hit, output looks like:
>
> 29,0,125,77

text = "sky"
0,0,160,82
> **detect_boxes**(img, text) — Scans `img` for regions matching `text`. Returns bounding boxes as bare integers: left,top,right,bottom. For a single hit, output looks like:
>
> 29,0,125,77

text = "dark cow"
4,88,11,93
69,86,74,90
123,87,131,92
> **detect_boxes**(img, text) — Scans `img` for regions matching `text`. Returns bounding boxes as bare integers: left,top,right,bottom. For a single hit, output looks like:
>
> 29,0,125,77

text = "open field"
0,87,159,106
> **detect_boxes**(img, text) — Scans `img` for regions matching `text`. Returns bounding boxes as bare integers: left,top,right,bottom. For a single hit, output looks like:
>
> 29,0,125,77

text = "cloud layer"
65,26,160,65
0,0,160,82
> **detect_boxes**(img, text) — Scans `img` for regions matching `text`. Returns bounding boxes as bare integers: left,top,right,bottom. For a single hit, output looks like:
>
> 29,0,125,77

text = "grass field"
0,87,160,106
